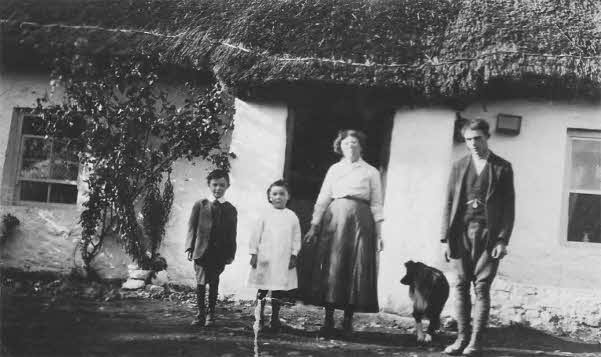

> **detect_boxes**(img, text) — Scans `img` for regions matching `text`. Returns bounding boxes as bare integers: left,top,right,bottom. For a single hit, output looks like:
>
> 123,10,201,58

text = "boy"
186,169,237,327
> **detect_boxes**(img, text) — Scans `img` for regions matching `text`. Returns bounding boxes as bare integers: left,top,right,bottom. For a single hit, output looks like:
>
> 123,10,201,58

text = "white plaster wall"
159,99,288,298
0,71,131,278
459,100,601,289
219,99,288,298
379,108,456,314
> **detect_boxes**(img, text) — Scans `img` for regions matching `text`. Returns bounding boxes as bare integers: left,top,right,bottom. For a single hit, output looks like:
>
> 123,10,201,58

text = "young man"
186,169,237,327
441,119,515,356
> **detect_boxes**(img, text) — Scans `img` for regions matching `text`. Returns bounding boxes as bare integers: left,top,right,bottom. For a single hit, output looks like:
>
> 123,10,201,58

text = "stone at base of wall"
489,277,601,335
442,274,601,339
129,270,152,281
121,279,146,290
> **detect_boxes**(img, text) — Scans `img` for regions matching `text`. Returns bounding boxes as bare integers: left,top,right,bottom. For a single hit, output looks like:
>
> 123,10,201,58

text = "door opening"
284,89,394,232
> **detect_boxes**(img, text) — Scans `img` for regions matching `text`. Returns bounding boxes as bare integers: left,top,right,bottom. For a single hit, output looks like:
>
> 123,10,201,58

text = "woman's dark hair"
332,129,367,155
266,179,290,203
461,118,490,138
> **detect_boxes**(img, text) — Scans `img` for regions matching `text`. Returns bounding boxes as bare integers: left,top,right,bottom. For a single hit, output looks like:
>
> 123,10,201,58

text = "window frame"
560,128,601,247
2,108,81,207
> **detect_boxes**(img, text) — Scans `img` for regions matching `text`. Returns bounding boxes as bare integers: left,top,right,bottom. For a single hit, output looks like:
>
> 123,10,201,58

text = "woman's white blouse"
311,158,384,225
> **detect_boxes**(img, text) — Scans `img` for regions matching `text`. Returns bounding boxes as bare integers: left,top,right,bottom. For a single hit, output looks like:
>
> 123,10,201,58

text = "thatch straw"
1,0,600,100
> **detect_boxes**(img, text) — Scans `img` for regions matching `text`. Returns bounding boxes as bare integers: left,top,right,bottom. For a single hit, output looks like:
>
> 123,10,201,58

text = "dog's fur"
400,260,449,343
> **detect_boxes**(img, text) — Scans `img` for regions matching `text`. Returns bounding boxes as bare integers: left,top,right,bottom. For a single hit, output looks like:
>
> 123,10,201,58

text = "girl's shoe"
342,317,353,333
204,312,215,327
190,315,205,327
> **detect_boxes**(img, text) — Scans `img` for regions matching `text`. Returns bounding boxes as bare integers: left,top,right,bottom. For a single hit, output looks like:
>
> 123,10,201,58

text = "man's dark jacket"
441,152,515,259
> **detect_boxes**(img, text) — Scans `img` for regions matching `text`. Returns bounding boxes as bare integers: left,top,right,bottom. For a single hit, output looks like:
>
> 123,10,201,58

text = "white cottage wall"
459,100,601,289
380,100,601,331
0,70,130,278
379,108,456,314
218,99,288,298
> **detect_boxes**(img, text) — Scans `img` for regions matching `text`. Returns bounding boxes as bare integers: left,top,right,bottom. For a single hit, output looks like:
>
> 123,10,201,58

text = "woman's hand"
303,224,318,244
250,254,257,268
375,221,383,252
289,255,297,269
377,238,384,252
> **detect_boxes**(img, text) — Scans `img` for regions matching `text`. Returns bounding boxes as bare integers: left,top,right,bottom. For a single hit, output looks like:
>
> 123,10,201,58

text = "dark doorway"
284,88,394,233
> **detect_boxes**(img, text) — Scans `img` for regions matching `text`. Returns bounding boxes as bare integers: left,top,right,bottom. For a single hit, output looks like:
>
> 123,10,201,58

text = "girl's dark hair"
461,118,490,138
266,179,290,203
332,129,367,155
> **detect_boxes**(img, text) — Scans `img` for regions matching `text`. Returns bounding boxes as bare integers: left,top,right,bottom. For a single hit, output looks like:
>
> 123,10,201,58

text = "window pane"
20,181,49,202
570,139,601,191
51,139,79,181
20,137,51,179
21,115,46,136
49,183,78,204
567,193,601,243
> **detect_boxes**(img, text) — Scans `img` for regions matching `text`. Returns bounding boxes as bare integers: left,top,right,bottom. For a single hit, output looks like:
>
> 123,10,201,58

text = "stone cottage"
1,0,600,332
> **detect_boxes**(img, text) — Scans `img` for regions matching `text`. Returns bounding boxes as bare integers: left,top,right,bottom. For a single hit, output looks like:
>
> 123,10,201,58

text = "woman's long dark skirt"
298,198,379,312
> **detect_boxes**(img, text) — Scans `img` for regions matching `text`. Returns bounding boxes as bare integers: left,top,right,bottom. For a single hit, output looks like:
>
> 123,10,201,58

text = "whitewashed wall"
379,108,455,314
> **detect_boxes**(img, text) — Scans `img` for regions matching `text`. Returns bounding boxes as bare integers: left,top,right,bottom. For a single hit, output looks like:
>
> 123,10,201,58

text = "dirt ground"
1,273,600,357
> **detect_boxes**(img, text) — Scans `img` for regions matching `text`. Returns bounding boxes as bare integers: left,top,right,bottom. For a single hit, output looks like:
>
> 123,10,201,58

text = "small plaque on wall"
496,114,522,135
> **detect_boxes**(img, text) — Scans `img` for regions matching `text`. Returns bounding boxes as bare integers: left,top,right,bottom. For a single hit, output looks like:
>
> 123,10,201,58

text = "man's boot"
463,283,490,356
444,283,471,355
205,282,219,327
191,285,206,327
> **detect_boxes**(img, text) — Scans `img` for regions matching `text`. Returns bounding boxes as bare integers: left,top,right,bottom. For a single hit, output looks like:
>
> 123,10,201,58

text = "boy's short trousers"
194,261,225,285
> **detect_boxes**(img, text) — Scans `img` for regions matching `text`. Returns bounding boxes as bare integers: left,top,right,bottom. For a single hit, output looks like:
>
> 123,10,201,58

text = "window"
1,109,80,205
565,130,601,244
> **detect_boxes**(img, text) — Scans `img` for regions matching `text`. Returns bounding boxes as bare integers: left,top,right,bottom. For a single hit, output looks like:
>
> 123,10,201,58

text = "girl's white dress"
247,207,302,291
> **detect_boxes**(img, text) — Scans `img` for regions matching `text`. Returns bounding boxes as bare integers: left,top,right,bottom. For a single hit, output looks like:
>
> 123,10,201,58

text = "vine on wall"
36,51,235,277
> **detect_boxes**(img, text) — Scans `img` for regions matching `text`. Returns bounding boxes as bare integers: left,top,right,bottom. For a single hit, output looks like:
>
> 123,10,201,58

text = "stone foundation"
442,274,601,340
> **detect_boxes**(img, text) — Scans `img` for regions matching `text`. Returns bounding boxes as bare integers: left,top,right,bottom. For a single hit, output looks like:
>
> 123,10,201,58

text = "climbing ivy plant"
36,52,235,277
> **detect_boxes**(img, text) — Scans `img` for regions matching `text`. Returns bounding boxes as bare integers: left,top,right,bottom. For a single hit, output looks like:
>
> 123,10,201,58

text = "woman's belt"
337,195,370,205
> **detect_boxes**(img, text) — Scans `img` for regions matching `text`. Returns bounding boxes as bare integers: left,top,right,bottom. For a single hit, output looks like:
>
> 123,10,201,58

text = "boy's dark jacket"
186,199,237,263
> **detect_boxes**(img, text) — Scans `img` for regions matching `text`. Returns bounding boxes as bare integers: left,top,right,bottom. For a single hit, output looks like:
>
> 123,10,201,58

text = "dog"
401,260,449,343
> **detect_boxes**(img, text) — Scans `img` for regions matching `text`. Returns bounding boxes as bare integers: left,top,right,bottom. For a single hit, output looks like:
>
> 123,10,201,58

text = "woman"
302,129,384,334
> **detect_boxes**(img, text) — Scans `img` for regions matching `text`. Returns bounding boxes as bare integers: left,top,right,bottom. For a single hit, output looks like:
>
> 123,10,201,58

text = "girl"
247,179,301,331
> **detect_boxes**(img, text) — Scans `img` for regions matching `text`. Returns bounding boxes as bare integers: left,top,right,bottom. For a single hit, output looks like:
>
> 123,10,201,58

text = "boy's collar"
212,197,226,203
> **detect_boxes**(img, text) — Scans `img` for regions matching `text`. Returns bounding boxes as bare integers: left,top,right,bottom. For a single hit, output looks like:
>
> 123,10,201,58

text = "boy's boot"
444,283,471,355
191,285,206,327
270,298,281,332
205,282,219,327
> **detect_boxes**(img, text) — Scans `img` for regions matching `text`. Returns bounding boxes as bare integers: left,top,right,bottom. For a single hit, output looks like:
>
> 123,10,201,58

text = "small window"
13,113,80,204
565,130,601,244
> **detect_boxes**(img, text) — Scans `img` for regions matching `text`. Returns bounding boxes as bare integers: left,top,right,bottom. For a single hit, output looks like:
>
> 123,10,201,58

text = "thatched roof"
2,0,600,102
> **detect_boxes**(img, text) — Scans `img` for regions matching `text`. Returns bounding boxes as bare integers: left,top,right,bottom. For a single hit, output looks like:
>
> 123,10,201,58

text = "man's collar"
471,150,490,162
